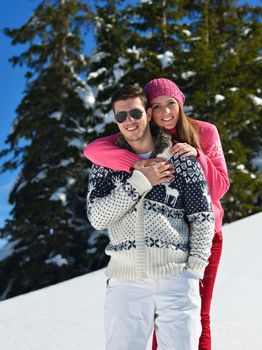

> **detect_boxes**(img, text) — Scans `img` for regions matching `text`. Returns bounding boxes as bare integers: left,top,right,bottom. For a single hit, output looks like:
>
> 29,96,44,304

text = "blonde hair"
175,104,201,149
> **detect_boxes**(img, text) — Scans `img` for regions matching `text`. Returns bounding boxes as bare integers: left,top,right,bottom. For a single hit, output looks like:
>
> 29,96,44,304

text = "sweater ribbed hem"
105,247,188,280
127,170,152,195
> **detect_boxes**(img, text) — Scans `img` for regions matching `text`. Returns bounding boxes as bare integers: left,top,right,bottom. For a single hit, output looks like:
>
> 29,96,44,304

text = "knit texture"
87,150,215,280
83,121,230,232
144,78,185,106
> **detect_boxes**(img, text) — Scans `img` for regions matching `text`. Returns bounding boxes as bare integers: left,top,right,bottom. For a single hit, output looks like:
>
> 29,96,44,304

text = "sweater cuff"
186,256,208,280
127,170,152,195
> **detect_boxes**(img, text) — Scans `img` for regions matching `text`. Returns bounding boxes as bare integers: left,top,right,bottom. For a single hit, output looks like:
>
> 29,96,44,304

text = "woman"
84,78,230,350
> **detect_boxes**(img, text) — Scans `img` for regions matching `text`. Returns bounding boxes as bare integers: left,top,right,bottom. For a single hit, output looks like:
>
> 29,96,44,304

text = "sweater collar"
169,127,177,137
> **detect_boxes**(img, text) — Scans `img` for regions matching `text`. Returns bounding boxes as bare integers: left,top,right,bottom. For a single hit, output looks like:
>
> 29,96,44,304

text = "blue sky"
0,0,94,229
0,0,260,231
0,0,44,229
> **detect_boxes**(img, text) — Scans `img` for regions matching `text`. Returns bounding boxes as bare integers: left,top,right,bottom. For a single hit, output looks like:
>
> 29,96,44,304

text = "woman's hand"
132,159,174,186
170,142,198,157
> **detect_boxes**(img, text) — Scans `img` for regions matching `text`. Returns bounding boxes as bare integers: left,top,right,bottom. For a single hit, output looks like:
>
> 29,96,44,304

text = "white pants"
105,270,201,350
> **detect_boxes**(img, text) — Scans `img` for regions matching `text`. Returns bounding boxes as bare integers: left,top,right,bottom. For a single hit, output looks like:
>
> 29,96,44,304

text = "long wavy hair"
171,103,201,149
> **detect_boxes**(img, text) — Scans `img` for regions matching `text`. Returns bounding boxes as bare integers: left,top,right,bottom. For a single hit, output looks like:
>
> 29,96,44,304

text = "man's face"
114,97,152,143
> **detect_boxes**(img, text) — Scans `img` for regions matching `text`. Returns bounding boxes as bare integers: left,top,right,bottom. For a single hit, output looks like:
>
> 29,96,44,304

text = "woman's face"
150,95,179,130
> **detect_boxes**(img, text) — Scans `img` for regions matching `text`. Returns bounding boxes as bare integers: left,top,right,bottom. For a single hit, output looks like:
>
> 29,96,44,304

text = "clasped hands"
133,142,197,186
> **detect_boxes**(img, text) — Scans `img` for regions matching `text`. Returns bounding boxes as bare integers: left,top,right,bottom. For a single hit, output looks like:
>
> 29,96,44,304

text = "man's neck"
127,135,154,154
116,129,171,157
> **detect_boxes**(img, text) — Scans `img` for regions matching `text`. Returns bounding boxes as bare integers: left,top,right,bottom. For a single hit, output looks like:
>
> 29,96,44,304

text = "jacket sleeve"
177,157,215,279
197,124,230,201
87,166,152,230
84,134,140,173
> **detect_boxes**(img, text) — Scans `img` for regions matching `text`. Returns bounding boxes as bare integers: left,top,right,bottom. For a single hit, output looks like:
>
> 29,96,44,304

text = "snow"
184,105,193,113
113,67,125,83
251,149,262,170
248,94,262,106
32,169,47,182
79,54,86,64
49,187,67,205
105,24,113,31
27,15,41,28
88,67,107,80
67,177,76,185
181,71,196,80
214,94,225,103
133,62,143,69
94,109,115,134
243,27,251,36
0,241,14,262
68,137,84,150
182,29,191,36
59,159,74,167
212,213,262,350
76,86,95,109
127,46,142,59
112,57,129,83
157,51,174,69
89,51,108,64
188,36,201,41
236,163,248,173
49,111,62,120
13,176,26,193
45,254,68,267
254,56,262,62
0,213,262,349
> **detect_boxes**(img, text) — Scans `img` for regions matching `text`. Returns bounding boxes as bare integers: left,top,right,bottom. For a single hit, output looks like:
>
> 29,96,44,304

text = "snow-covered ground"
0,212,261,350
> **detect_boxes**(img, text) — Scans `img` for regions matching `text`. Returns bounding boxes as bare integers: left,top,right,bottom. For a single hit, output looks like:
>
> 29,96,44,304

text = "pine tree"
125,0,189,84
87,0,192,133
86,0,133,132
182,0,262,222
0,0,108,300
89,0,261,222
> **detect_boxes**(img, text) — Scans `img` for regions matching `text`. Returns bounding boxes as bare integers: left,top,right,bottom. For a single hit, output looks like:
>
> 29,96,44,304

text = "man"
87,85,215,350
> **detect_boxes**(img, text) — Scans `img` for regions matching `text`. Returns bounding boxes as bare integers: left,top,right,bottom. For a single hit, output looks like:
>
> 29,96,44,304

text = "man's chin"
125,136,141,142
122,131,141,142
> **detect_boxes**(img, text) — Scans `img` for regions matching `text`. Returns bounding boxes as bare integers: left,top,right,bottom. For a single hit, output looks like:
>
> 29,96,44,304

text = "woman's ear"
147,107,152,122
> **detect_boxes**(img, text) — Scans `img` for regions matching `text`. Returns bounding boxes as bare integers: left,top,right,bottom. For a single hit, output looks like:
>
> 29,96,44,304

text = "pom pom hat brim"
144,78,185,107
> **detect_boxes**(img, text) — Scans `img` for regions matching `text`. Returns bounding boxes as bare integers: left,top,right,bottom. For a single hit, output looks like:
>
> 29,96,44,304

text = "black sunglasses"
115,108,144,123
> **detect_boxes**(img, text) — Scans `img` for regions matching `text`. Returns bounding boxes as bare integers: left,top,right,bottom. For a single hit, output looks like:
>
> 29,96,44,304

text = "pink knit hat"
144,78,185,106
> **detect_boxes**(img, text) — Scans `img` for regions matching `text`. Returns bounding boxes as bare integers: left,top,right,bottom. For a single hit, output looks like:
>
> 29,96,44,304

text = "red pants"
152,232,223,350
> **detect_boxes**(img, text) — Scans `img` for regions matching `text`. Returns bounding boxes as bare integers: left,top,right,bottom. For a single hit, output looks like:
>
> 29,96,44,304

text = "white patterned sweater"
87,151,215,280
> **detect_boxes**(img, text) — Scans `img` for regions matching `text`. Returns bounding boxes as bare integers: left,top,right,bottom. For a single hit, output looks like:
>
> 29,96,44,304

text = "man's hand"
132,158,165,169
133,159,174,186
170,142,198,157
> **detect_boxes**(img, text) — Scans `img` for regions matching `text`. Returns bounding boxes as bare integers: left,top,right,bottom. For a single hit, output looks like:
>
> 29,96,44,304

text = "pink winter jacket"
84,120,230,233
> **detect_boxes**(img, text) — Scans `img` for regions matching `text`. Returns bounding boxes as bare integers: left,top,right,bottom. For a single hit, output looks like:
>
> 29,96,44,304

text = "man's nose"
125,113,135,122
